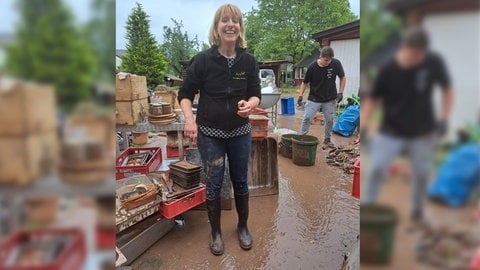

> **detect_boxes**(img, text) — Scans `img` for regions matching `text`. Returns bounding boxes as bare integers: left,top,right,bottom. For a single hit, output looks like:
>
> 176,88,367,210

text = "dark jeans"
197,131,251,200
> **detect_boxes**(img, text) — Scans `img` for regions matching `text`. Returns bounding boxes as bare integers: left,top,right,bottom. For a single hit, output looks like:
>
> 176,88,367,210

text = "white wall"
116,56,122,69
424,11,480,131
330,38,360,100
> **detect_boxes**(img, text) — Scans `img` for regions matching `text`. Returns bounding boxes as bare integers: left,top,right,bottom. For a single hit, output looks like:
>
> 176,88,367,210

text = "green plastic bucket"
360,204,398,265
279,133,295,158
291,135,319,166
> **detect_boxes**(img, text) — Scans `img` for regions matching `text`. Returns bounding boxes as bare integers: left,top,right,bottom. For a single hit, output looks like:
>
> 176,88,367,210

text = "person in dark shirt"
298,47,346,148
361,27,454,221
178,4,261,255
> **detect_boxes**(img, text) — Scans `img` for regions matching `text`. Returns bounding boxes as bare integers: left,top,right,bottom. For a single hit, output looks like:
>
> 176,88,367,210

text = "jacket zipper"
226,65,232,130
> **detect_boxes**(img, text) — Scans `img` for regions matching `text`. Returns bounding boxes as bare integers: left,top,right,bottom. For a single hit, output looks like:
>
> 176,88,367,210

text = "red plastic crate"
166,146,188,158
0,228,86,270
116,147,162,180
352,157,360,199
96,227,115,250
160,184,206,219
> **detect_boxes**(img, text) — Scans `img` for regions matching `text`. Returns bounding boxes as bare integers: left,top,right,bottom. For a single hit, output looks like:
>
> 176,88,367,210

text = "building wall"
116,56,122,69
423,11,480,131
330,38,360,100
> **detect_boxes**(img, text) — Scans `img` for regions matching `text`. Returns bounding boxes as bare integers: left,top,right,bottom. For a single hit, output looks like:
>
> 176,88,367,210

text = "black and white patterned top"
226,56,236,69
199,123,251,139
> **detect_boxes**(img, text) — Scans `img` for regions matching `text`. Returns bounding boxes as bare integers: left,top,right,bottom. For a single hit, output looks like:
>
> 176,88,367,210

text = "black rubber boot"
235,193,253,250
206,198,224,255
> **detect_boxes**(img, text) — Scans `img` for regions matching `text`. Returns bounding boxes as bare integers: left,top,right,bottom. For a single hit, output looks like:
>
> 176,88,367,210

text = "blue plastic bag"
428,143,480,207
333,105,360,137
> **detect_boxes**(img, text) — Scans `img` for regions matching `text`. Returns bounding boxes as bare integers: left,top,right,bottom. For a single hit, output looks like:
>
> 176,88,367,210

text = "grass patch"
280,85,298,95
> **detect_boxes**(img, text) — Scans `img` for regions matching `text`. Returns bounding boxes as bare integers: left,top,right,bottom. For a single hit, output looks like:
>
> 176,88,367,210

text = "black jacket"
178,46,261,131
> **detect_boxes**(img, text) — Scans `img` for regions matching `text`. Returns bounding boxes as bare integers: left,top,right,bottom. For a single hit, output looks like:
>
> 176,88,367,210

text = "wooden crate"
66,114,116,155
0,81,57,136
116,73,148,101
0,130,59,185
151,90,179,109
116,98,148,125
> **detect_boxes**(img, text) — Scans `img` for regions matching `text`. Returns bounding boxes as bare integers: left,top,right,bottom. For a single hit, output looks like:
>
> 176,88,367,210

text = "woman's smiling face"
217,13,240,45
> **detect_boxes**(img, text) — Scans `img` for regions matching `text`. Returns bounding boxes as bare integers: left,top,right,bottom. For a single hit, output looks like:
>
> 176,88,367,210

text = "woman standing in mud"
177,4,261,255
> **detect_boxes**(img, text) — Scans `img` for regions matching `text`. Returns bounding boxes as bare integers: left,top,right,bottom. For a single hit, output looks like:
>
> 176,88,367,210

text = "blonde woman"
178,4,261,255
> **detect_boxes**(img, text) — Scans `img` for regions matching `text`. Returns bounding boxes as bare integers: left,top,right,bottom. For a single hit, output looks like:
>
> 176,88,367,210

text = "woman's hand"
184,119,198,141
237,100,253,118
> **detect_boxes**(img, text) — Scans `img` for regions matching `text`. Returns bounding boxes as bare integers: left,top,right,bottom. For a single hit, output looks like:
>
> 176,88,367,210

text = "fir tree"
121,2,168,88
5,0,97,108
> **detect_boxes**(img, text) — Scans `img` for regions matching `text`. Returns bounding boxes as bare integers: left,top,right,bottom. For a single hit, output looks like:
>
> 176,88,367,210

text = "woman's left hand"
237,100,252,118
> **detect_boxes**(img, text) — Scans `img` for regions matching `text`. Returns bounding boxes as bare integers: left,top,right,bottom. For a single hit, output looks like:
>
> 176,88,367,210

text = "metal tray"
115,197,162,233
121,152,150,167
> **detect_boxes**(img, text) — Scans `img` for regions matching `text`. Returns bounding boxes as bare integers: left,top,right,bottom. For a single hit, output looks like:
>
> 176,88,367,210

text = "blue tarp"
428,143,480,207
333,105,360,137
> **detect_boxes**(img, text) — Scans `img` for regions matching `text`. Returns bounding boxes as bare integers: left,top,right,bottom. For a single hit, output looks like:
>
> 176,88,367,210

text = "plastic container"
360,204,398,264
116,147,162,180
280,97,295,115
0,228,86,270
278,133,295,158
166,146,188,158
291,135,319,166
352,158,360,198
160,184,206,219
470,249,480,270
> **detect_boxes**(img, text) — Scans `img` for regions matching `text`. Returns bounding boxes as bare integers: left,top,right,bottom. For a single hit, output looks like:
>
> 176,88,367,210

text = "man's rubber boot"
235,193,253,250
206,198,224,255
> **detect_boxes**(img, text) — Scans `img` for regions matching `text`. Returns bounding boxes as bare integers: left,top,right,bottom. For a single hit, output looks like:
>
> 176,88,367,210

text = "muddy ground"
130,107,360,269
361,149,478,270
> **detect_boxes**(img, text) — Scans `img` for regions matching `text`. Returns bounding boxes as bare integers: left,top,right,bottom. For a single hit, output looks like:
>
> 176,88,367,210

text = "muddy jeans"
197,131,251,200
300,99,337,141
362,132,436,215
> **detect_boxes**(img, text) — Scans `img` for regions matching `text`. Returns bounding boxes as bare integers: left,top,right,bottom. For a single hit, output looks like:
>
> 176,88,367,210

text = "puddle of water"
259,163,359,269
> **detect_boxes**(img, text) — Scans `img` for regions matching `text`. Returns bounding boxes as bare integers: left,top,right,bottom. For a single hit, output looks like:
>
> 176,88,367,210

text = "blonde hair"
208,4,247,49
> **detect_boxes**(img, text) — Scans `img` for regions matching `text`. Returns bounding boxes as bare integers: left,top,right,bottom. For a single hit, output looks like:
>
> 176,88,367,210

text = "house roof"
362,34,401,70
388,0,480,16
258,60,290,69
311,20,360,43
116,49,126,57
164,74,182,81
295,49,320,68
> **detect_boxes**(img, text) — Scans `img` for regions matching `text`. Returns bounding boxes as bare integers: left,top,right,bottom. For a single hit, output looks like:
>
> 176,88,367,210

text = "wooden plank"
248,137,279,197
115,73,148,101
116,98,148,125
0,82,57,136
0,130,59,185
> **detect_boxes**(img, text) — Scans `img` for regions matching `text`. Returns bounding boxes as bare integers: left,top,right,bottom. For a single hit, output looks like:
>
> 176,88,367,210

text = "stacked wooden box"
151,90,179,109
0,81,59,185
60,114,115,184
116,73,149,125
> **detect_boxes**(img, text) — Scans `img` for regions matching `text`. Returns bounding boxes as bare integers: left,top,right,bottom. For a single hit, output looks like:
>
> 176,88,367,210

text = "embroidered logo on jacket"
233,71,247,80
